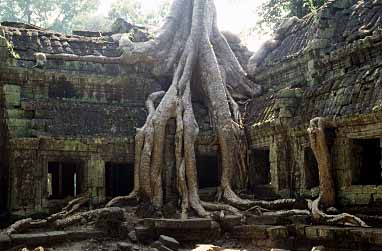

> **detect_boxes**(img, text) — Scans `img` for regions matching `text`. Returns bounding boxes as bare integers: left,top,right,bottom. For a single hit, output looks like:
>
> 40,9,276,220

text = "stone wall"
247,0,382,206
0,21,222,213
0,23,164,213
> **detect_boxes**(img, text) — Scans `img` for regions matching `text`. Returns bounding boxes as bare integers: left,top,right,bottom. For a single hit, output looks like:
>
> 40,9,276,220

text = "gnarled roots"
104,0,263,218
34,0,370,227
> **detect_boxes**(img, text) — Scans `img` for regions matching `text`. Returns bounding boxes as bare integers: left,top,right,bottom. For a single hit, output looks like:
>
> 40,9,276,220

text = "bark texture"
307,117,368,227
31,1,373,227
307,117,335,209
104,0,262,217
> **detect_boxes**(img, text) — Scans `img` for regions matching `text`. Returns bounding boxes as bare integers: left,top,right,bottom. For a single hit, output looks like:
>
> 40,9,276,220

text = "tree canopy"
0,0,171,33
257,0,327,32
108,0,171,27
0,0,99,33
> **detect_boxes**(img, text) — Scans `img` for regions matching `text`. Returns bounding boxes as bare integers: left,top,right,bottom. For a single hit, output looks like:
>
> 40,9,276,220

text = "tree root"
54,207,124,229
308,117,369,227
4,218,33,235
201,201,242,216
311,197,369,227
28,0,375,228
47,193,90,222
262,209,311,217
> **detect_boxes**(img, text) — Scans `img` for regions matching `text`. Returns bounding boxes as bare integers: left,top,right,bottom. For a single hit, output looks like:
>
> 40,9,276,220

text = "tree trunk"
307,117,335,208
38,0,306,218
103,0,262,216
308,117,368,227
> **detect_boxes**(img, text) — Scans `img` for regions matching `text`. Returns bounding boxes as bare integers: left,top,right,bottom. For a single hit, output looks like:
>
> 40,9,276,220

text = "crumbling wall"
247,0,382,207
0,23,165,213
0,21,222,213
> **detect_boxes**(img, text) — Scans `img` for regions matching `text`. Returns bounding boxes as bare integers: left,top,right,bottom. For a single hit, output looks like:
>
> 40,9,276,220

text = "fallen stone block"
146,218,216,230
220,215,241,230
144,218,221,241
65,229,104,241
231,225,268,240
117,242,136,251
45,231,68,242
11,232,49,246
135,226,155,243
158,235,179,250
152,240,175,251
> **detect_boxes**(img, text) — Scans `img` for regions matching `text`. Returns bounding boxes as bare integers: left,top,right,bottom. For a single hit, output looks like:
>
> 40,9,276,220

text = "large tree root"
99,0,263,218
34,0,305,219
311,197,369,227
308,117,368,227
54,207,124,229
47,193,90,222
2,194,118,235
30,1,374,227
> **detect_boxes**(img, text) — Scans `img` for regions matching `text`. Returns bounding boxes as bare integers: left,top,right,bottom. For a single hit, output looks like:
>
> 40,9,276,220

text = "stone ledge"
7,229,104,249
140,218,221,242
144,218,219,230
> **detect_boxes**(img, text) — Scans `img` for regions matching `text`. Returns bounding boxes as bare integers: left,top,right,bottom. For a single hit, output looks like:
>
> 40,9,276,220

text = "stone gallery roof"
0,22,162,139
0,21,150,72
261,0,382,66
248,0,382,128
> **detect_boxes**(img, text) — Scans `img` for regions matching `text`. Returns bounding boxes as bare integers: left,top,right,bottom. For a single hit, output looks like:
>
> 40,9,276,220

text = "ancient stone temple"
0,22,253,216
248,0,382,206
1,0,382,250
0,22,164,214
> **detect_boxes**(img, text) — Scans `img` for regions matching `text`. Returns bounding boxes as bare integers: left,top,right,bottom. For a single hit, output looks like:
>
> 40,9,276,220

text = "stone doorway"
304,147,319,189
47,161,84,199
196,154,220,189
105,162,134,197
352,138,382,185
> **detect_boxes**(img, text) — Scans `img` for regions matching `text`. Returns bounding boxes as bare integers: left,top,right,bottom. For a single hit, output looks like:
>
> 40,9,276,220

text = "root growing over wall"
308,117,368,227
28,0,371,227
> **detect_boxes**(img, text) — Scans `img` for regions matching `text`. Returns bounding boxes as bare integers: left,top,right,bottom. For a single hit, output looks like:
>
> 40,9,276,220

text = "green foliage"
257,0,326,33
108,0,171,27
0,0,99,33
0,0,171,34
74,0,171,33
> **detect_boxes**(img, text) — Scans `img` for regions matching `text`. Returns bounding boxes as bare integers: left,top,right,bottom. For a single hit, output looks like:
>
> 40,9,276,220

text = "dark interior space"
196,154,220,189
304,147,319,189
48,161,83,199
0,161,6,211
352,138,382,185
105,162,134,197
251,149,271,186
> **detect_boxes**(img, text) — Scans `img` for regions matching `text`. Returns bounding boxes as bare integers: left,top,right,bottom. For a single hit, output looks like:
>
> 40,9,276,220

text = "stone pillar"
87,155,105,206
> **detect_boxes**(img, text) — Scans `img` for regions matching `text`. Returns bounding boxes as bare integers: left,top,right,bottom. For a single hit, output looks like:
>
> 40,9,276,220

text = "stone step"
137,218,221,242
2,229,104,249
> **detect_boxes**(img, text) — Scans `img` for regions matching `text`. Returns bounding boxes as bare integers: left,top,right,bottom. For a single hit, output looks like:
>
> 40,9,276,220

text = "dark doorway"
48,161,83,199
304,148,319,189
252,149,271,185
0,161,7,211
197,155,220,189
105,163,134,197
352,139,382,185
